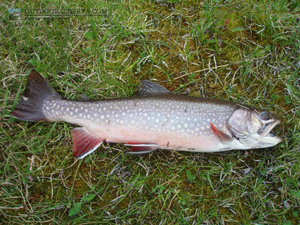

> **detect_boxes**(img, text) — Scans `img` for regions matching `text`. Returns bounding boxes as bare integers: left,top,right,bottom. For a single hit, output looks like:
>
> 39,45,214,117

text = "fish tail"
11,69,61,122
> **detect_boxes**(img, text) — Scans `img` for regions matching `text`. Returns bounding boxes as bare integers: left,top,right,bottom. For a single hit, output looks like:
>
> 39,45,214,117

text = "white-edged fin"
124,143,159,154
127,149,157,154
138,80,170,96
76,142,102,159
124,143,159,147
210,123,233,143
71,127,104,159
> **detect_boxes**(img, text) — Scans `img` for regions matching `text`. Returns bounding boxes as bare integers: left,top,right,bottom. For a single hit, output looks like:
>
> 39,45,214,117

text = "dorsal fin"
138,80,170,96
78,94,90,101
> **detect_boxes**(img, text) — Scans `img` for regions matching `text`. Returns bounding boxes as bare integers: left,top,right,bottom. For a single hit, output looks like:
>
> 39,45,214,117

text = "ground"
0,0,299,224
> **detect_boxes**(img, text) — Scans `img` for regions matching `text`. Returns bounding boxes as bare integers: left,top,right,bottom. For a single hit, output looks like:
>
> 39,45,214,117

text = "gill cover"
226,108,282,148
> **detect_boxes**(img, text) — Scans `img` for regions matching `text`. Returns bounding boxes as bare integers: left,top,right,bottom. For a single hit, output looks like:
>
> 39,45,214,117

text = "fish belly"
92,124,223,151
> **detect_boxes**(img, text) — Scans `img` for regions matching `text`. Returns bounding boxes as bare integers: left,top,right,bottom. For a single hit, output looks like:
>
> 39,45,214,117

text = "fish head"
227,107,282,149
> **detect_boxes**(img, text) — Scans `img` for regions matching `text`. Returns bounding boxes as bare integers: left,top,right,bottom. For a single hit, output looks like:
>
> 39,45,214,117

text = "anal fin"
71,127,104,159
210,123,233,143
124,143,158,154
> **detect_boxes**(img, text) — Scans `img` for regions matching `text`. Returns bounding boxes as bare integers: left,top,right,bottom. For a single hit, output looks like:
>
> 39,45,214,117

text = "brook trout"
11,70,282,158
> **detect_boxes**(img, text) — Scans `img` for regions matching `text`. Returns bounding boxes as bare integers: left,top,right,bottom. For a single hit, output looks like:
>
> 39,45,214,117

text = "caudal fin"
11,69,61,122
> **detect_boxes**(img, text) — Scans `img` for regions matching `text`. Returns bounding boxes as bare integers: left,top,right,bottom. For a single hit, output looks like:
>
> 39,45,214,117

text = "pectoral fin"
210,123,233,143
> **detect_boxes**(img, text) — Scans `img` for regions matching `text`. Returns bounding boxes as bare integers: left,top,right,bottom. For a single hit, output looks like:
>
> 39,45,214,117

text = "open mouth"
259,119,282,142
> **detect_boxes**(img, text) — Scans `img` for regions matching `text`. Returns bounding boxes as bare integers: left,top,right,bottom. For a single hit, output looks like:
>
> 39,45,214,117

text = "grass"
1,0,300,224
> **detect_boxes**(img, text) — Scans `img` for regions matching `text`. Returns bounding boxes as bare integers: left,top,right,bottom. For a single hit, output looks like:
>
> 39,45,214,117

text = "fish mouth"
258,119,282,143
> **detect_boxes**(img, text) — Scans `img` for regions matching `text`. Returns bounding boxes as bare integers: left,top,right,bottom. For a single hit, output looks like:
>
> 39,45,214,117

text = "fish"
11,69,282,159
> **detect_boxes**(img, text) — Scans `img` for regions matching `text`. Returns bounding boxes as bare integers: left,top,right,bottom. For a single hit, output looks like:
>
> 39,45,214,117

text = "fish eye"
260,111,270,121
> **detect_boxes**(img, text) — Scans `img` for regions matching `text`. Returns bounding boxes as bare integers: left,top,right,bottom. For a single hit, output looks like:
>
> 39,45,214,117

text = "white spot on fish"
66,108,69,112
101,115,104,119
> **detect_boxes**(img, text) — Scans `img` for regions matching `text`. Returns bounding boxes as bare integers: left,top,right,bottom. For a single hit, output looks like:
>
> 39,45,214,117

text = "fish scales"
11,70,282,159
44,96,235,141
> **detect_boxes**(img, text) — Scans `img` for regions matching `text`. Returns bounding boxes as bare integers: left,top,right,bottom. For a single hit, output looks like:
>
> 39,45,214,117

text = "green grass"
1,0,300,224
